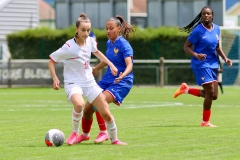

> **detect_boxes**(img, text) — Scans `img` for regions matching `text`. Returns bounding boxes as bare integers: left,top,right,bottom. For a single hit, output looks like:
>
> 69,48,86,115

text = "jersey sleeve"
122,41,133,58
187,28,199,44
49,43,71,63
90,37,98,53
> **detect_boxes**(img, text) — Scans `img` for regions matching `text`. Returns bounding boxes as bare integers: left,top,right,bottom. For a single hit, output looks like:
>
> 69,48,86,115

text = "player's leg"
92,93,127,145
76,101,94,143
64,84,85,145
200,68,218,127
201,82,216,127
213,81,219,100
92,81,109,143
94,83,132,143
93,91,115,143
174,69,211,98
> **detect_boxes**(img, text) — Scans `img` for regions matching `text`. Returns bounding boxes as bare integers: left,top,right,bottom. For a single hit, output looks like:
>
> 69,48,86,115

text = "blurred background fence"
0,58,239,87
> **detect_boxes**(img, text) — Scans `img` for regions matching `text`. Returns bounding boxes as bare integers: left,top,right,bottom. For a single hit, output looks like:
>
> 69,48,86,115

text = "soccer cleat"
200,121,217,127
66,132,78,145
94,132,109,144
173,82,189,98
111,140,127,145
75,134,90,143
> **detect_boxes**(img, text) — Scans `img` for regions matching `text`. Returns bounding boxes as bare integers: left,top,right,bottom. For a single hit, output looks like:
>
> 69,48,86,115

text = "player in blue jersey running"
173,6,232,127
76,15,134,145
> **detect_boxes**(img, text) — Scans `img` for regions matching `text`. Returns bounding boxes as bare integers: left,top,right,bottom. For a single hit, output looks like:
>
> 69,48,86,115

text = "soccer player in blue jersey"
76,15,134,145
173,6,232,127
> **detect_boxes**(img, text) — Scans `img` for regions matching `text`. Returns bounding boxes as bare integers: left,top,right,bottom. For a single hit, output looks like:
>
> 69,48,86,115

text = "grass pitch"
0,86,240,160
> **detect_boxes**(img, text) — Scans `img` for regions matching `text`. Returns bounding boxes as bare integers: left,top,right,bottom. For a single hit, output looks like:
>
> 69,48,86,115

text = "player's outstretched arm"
215,43,232,67
92,50,118,76
94,61,108,71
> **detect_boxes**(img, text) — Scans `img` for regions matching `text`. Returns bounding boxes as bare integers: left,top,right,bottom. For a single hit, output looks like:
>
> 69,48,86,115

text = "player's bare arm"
92,50,118,76
184,40,206,60
48,60,60,90
215,43,232,67
92,61,108,76
114,57,133,84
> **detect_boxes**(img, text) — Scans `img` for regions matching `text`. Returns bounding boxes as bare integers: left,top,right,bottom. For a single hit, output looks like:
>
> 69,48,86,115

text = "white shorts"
64,83,103,103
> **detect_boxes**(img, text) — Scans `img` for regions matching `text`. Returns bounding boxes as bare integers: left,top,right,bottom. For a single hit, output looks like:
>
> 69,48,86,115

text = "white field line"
0,101,239,112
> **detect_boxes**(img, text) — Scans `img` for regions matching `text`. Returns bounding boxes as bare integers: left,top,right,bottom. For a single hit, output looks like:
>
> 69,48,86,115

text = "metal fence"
0,59,239,87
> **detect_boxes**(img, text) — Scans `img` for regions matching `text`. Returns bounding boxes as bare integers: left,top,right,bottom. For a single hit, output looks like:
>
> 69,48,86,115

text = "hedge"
5,26,210,85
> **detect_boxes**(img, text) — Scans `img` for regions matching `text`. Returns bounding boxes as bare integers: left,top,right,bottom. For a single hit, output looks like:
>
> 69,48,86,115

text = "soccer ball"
45,129,65,147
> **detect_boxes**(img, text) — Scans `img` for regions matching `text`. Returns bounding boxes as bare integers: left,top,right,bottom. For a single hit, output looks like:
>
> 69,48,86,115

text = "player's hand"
53,78,60,90
114,72,123,84
92,67,99,76
225,58,232,67
110,65,118,76
196,53,206,60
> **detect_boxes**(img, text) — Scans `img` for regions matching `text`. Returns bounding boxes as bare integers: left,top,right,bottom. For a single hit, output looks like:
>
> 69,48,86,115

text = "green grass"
0,86,240,160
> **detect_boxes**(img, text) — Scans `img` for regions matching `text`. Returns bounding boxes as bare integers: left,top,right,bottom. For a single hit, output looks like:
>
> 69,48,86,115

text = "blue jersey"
188,23,220,69
101,36,134,83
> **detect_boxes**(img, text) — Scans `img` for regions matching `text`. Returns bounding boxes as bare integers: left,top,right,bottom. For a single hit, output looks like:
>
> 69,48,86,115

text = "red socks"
188,88,200,97
202,110,211,122
82,118,93,133
95,111,107,131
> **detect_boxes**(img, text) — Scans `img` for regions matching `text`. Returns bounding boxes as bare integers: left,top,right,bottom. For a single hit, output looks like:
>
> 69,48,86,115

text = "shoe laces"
69,132,78,139
96,132,107,139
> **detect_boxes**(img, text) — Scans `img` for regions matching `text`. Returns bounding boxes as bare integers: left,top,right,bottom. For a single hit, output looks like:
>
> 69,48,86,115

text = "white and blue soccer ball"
45,129,65,147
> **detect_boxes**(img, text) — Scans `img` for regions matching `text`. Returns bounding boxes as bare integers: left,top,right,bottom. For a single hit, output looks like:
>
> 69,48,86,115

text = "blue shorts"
98,79,132,106
192,68,217,86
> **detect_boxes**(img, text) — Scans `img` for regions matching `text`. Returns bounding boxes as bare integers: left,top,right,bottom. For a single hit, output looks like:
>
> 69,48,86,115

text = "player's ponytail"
108,15,135,41
180,6,214,33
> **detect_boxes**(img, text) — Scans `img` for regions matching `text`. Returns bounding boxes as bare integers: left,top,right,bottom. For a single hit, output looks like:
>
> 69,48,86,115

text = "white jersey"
49,37,98,87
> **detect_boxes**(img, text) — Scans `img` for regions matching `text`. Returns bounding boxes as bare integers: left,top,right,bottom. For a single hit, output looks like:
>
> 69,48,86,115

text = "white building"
0,0,38,61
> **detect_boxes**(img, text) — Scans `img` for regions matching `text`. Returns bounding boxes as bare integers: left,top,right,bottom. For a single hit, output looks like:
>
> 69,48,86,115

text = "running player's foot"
76,134,90,143
94,132,109,144
66,132,78,145
173,82,189,98
200,121,217,127
111,140,127,145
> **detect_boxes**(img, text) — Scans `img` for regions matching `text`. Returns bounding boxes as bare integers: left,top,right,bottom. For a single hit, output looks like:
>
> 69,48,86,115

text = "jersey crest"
114,47,119,55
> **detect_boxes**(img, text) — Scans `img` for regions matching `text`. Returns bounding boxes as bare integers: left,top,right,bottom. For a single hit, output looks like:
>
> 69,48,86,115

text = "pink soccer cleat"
75,134,90,143
66,132,78,145
200,121,217,127
111,140,127,145
94,132,109,144
173,82,189,98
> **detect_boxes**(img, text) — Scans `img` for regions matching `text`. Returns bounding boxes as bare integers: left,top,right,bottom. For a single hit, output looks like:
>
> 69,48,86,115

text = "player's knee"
213,95,218,100
100,112,112,121
75,102,85,109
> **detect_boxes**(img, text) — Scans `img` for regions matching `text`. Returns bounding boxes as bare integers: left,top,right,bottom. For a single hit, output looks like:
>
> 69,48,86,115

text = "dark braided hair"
108,15,135,41
180,6,214,33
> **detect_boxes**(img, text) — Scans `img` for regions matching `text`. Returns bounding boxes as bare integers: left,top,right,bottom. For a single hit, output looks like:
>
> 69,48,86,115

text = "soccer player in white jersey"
48,13,126,145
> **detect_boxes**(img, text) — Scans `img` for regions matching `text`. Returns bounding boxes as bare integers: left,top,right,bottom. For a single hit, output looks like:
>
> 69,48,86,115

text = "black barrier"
0,60,63,86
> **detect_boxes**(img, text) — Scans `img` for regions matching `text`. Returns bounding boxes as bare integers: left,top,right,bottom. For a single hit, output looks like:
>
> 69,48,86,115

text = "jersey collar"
201,23,214,32
111,36,121,44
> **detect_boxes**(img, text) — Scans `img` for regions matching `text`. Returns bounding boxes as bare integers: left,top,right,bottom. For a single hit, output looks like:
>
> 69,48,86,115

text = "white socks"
105,117,117,142
72,109,83,133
